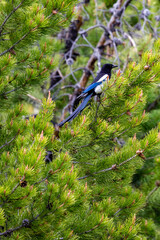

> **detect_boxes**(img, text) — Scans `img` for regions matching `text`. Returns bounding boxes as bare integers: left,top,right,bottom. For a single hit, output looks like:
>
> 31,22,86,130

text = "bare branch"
146,180,160,202
27,94,42,104
63,0,133,119
48,67,86,91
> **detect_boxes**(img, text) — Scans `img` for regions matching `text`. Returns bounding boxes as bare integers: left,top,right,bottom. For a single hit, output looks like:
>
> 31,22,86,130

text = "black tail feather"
58,93,93,127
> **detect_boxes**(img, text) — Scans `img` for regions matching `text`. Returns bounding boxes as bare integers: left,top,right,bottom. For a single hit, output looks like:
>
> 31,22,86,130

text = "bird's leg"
100,100,105,109
95,102,100,122
98,94,106,109
95,95,101,122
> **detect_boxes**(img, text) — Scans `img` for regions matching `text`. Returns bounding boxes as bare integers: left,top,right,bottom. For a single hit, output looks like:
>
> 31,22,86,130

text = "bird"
58,63,117,127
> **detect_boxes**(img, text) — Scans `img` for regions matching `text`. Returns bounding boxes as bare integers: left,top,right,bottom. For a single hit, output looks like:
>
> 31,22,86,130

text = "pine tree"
56,39,160,239
0,40,160,239
0,0,160,239
0,0,75,109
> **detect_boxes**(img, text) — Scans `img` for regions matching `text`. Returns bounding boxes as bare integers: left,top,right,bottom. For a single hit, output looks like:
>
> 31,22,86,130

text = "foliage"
0,0,75,110
49,0,160,120
0,0,160,239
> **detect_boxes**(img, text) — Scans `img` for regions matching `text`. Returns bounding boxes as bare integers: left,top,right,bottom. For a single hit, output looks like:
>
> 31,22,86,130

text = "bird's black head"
101,63,118,73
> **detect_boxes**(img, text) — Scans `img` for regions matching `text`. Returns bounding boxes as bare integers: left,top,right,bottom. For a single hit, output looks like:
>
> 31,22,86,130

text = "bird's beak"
112,65,118,68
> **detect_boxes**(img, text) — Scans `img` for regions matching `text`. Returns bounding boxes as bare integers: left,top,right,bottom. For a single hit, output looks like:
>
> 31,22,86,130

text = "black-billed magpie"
58,63,117,127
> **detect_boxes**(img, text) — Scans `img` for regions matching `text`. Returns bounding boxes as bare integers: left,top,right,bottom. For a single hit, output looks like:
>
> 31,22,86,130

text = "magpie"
58,63,117,127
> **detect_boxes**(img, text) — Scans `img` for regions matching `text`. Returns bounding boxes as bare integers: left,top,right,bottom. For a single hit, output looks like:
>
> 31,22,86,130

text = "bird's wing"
83,73,109,93
77,82,101,100
83,82,102,93
77,73,109,99
92,73,109,83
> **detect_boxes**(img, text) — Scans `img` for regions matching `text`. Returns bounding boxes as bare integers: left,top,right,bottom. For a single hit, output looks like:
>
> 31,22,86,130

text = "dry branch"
67,0,133,117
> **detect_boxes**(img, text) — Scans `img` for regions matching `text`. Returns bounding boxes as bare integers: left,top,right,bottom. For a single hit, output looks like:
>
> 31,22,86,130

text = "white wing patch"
97,74,109,83
95,74,109,94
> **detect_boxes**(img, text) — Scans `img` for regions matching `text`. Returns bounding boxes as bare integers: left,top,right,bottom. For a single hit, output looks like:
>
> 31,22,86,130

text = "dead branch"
67,0,133,116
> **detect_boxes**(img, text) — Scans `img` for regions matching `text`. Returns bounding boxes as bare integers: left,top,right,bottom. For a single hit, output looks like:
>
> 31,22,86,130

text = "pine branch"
0,132,19,150
0,183,20,207
146,181,160,201
1,87,20,96
0,224,23,237
147,94,160,111
77,153,137,180
0,31,30,57
0,6,58,57
79,215,104,234
0,0,25,35
0,211,45,237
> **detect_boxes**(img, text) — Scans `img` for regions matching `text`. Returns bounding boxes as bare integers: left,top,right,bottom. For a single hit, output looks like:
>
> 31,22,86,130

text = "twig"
81,33,95,50
94,100,101,122
81,5,90,21
79,24,108,35
27,94,42,104
94,0,100,25
72,161,94,165
146,186,159,200
109,31,120,68
0,31,30,57
147,95,160,111
69,65,78,83
0,132,19,150
124,32,138,52
0,4,58,57
0,87,20,96
0,224,23,237
114,208,123,216
60,103,71,122
60,85,76,90
53,93,71,100
146,154,160,160
48,67,86,91
77,153,137,180
79,215,104,235
34,176,48,185
67,35,81,61
0,0,25,34
0,209,45,237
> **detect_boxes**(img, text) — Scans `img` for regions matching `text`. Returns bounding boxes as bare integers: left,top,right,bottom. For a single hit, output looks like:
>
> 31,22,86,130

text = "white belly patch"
95,74,109,94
